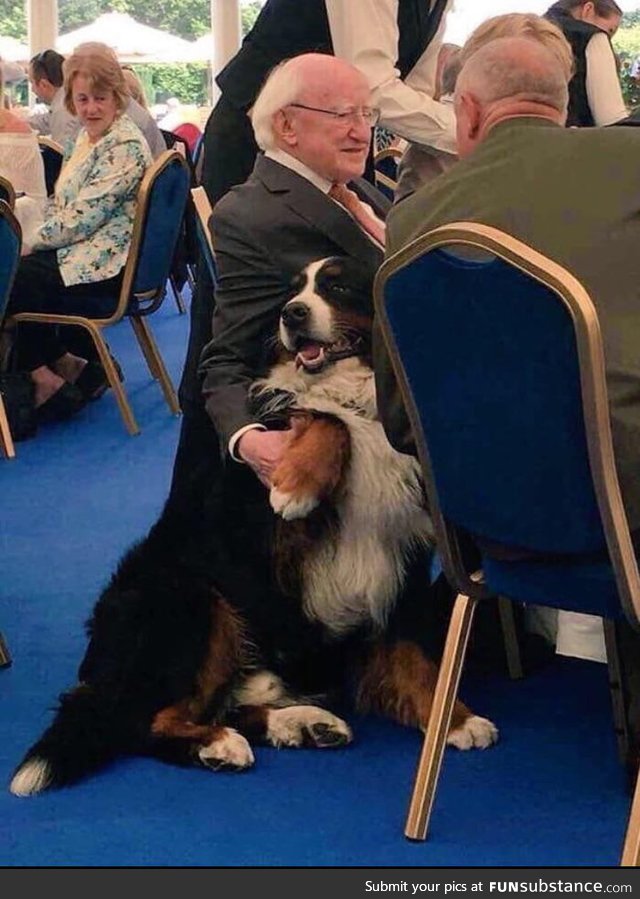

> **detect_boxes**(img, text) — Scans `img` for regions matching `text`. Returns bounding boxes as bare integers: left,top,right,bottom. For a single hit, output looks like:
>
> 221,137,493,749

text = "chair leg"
82,322,140,436
0,630,11,668
603,619,631,767
129,317,181,416
169,275,186,315
498,595,524,680
405,590,478,840
621,767,640,865
0,394,15,459
129,317,161,379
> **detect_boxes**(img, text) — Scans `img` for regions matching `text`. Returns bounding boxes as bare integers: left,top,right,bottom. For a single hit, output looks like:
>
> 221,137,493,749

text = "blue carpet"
0,290,632,866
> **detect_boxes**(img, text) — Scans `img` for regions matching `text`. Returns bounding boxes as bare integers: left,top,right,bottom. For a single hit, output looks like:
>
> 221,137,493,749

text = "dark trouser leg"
7,250,121,371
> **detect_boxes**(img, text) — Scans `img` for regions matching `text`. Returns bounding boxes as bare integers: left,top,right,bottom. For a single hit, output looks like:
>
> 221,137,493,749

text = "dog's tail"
9,683,136,797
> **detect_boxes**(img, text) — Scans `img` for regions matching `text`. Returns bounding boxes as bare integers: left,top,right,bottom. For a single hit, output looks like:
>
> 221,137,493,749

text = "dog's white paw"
10,758,53,797
447,715,498,750
266,705,353,748
270,487,319,520
198,728,255,771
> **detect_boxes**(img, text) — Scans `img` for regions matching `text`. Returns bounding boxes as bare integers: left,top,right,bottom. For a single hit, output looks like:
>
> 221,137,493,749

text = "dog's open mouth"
293,337,357,372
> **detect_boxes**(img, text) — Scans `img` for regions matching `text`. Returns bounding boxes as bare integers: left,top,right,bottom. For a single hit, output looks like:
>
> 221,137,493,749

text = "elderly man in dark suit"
200,53,384,483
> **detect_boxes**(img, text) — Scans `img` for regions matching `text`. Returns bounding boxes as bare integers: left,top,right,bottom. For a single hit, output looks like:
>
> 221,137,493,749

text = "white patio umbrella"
0,35,29,67
56,12,196,64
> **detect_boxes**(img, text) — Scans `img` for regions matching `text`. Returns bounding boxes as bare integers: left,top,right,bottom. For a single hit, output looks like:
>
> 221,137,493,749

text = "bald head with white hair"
250,52,374,185
454,36,569,159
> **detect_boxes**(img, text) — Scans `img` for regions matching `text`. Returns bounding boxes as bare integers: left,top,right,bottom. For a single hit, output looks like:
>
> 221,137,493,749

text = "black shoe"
36,383,85,424
74,361,110,402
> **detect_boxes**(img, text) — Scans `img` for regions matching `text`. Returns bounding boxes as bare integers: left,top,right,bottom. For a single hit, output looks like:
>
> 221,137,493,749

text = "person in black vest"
168,0,456,518
545,0,627,127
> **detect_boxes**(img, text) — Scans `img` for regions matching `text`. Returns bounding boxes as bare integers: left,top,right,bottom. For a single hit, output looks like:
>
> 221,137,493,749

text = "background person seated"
6,43,152,423
0,59,46,240
28,45,166,160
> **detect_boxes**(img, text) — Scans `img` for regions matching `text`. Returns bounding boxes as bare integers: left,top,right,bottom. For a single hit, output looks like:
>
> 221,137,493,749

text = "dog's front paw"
266,705,353,748
198,728,255,771
270,486,319,520
447,715,498,750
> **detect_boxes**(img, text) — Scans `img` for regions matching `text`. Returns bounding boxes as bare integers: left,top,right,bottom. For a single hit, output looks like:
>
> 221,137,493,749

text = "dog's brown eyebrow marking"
322,263,343,277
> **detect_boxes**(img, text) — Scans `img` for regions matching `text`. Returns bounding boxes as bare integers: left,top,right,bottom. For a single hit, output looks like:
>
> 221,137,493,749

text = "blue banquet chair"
11,149,191,436
190,185,217,286
374,221,640,866
37,136,64,197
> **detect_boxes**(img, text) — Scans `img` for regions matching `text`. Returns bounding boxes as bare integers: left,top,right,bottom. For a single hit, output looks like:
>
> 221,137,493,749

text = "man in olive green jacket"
375,34,640,534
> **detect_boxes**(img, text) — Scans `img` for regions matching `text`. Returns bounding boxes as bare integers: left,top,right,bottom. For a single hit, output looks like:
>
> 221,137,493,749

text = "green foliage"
133,62,208,105
0,0,26,40
613,12,640,109
0,0,260,103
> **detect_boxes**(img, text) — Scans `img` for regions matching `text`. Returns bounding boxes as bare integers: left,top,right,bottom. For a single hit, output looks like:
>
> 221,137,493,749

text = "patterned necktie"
329,183,386,247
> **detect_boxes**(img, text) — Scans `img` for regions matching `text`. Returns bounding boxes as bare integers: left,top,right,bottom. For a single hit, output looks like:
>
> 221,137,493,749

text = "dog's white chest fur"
256,359,433,635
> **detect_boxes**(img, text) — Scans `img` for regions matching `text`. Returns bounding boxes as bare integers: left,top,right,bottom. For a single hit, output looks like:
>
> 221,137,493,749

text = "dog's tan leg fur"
354,639,472,732
271,413,350,505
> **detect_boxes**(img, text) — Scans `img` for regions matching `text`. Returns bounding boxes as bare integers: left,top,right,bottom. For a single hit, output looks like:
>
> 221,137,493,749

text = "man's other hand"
237,428,292,487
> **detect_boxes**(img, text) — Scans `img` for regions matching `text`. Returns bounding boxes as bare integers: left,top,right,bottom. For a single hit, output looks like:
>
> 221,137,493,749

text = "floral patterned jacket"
32,114,152,286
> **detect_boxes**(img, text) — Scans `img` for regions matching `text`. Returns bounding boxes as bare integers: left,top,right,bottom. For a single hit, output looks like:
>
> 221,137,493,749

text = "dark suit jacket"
200,154,384,450
375,116,640,530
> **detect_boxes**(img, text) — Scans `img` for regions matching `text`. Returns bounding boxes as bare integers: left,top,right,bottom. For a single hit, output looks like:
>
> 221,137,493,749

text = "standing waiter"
168,0,455,515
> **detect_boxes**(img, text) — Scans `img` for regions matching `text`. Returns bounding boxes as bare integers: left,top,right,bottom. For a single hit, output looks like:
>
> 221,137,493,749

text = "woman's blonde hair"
122,66,148,110
63,42,129,115
460,13,575,82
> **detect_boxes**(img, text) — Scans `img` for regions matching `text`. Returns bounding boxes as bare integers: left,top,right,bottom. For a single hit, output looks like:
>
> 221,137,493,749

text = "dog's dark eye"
331,284,349,295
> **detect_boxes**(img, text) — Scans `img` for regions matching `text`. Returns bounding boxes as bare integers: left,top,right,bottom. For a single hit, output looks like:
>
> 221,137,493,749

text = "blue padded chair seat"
483,555,622,619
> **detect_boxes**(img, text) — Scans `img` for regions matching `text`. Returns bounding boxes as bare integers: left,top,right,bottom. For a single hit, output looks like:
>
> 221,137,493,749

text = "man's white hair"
456,36,569,115
250,58,304,151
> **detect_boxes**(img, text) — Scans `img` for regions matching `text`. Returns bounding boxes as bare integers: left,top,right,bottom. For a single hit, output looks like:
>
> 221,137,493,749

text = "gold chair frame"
10,150,187,436
0,174,16,210
0,201,22,460
373,145,402,194
374,221,640,867
190,185,215,265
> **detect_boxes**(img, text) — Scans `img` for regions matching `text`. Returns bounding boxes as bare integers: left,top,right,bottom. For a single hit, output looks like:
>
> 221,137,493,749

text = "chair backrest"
375,222,640,623
38,136,64,197
0,200,22,322
117,149,191,318
0,175,15,210
190,185,217,285
374,146,402,200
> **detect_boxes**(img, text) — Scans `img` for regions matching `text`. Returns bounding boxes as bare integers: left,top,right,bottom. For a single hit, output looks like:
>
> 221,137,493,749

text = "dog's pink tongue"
298,341,322,360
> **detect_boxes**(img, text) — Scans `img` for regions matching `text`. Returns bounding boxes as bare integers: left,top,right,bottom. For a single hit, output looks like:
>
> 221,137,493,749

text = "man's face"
276,69,374,184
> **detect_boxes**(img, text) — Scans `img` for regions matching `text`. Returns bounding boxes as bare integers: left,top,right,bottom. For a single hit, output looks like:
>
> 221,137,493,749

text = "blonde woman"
5,44,152,421
121,65,148,111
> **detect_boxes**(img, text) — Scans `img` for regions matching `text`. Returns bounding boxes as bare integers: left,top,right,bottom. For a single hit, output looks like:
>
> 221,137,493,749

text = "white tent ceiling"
56,12,196,64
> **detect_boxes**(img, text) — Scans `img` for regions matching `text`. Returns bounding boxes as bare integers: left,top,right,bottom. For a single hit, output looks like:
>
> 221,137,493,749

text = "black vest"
545,5,605,127
216,0,450,111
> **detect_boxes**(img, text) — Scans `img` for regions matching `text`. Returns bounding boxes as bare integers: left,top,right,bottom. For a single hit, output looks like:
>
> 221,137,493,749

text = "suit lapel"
255,155,384,269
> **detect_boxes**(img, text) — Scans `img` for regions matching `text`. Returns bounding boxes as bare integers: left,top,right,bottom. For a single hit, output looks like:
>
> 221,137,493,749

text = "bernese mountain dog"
10,256,497,797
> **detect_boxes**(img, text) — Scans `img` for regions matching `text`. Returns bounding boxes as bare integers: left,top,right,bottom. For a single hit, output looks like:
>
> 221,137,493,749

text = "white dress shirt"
326,0,456,155
585,33,628,126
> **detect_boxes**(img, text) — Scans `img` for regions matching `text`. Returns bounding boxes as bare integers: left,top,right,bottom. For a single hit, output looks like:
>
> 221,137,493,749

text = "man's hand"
20,244,32,257
237,428,292,487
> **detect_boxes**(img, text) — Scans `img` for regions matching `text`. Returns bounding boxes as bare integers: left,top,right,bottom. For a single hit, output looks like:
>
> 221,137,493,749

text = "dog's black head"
280,257,374,373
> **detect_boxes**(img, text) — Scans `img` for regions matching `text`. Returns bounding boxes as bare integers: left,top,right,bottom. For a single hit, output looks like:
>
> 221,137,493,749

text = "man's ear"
459,91,481,139
273,109,298,148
